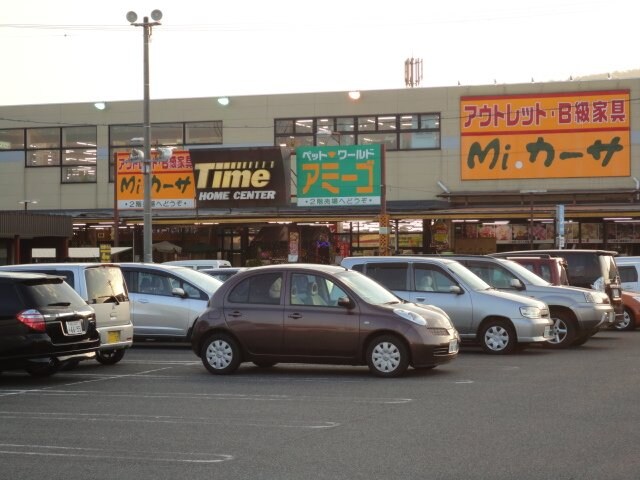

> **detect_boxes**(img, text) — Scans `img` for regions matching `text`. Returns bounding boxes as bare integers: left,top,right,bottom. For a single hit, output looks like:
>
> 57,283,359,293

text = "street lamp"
19,199,38,211
126,9,162,263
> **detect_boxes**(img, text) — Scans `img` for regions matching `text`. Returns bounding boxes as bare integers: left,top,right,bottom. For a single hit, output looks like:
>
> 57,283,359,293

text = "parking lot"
1,330,639,480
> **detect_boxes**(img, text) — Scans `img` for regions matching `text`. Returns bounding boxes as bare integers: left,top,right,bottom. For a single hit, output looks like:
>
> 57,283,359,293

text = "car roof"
0,271,58,280
239,263,348,274
117,262,192,271
0,262,121,268
341,255,460,265
494,249,618,256
200,267,246,273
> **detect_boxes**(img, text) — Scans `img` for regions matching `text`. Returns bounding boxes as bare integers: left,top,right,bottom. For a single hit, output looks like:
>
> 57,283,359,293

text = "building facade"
0,77,638,265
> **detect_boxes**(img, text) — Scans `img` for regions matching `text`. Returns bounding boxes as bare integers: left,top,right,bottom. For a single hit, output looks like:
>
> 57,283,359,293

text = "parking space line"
0,443,233,463
0,411,339,429
0,389,413,404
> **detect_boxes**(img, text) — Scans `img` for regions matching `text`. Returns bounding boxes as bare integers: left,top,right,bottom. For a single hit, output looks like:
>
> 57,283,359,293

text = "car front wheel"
201,333,241,375
614,308,636,331
366,335,409,378
479,320,517,354
546,311,577,348
96,349,126,365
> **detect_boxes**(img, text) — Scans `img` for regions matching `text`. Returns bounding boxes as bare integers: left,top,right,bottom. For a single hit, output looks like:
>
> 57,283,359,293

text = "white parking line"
0,411,339,429
0,389,413,404
0,443,233,463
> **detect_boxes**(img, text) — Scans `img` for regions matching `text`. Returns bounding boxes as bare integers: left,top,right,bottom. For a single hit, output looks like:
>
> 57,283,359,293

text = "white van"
616,257,640,292
0,263,133,365
163,259,231,270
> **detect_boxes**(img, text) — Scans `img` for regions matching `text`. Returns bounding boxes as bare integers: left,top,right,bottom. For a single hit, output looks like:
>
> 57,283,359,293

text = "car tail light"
17,309,46,332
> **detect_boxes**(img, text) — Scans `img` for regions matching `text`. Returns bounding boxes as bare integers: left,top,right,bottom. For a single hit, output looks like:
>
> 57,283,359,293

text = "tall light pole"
126,9,162,263
19,199,38,211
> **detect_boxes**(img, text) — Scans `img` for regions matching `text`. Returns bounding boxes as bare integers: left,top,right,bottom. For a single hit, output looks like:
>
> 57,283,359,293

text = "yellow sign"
99,244,111,263
116,150,196,209
460,90,630,180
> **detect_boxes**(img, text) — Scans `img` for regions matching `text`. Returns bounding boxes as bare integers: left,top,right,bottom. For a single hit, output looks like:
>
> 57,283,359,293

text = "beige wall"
0,78,637,211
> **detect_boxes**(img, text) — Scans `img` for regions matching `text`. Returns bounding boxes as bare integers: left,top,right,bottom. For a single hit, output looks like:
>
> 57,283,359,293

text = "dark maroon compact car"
191,264,459,377
0,272,100,377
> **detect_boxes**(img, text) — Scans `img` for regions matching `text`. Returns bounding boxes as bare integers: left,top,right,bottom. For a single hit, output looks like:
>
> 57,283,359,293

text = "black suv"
0,272,100,377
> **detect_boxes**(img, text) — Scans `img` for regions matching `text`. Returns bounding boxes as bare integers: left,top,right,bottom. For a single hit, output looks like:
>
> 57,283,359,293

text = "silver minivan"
340,256,553,354
0,263,133,365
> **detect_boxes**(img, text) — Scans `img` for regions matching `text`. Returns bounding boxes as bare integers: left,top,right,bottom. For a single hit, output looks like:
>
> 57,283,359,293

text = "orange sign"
116,150,196,209
460,90,630,180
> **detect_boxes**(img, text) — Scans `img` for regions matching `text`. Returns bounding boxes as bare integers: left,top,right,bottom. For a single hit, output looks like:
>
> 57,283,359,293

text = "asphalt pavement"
1,330,639,480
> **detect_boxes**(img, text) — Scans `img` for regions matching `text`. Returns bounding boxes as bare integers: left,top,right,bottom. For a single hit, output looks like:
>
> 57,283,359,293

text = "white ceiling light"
348,91,361,100
94,102,106,110
217,97,230,106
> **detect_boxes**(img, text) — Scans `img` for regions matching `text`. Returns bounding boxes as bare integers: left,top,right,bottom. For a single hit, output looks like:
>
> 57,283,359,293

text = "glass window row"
274,113,441,151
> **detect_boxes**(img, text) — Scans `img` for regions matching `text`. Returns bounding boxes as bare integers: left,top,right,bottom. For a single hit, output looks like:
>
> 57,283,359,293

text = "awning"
152,240,182,253
32,247,132,259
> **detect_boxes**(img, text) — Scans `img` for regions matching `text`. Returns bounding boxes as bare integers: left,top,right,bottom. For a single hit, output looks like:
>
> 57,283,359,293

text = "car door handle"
415,296,427,302
139,299,149,304
288,313,302,319
228,311,242,317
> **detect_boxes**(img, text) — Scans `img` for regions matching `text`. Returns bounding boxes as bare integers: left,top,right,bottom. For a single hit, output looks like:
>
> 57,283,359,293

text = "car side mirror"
337,297,354,309
171,287,187,298
510,278,525,290
449,285,463,295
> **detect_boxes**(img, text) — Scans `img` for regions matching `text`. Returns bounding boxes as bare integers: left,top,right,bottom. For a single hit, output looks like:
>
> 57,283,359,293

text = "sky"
1,0,638,106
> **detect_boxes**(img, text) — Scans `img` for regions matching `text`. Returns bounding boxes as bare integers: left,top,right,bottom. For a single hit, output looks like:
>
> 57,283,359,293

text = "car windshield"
171,267,223,294
445,261,492,290
20,278,88,309
499,259,552,286
333,270,401,305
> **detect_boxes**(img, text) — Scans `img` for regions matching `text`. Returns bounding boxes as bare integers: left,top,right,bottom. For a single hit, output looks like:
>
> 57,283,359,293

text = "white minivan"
0,263,133,365
341,256,553,354
616,257,640,292
163,259,231,270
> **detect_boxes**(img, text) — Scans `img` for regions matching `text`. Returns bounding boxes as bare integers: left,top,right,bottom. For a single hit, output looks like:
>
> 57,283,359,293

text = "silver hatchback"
118,263,223,341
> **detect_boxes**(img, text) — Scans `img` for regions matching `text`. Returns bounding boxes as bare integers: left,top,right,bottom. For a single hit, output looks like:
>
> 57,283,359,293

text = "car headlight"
583,292,597,303
393,308,427,326
520,306,542,319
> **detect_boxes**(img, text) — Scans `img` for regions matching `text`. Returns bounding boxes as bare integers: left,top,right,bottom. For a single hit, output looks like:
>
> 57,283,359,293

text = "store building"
0,76,638,265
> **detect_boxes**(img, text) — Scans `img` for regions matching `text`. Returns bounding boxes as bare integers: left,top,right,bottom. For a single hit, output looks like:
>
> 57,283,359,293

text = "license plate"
448,338,459,354
67,320,83,335
107,330,121,344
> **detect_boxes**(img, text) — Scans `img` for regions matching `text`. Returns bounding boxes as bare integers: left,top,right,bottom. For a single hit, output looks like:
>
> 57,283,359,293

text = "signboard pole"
378,146,390,256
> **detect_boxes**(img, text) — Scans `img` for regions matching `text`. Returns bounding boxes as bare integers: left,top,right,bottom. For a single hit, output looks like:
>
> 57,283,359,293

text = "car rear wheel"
614,308,636,331
479,320,517,354
96,349,126,365
366,335,409,378
201,333,241,375
546,311,577,348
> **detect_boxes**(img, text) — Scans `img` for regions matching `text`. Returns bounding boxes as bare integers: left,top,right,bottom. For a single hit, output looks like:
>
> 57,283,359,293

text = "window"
20,126,97,183
290,273,334,306
275,113,440,150
228,273,282,305
365,263,408,291
414,264,456,293
619,265,638,283
0,129,25,150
